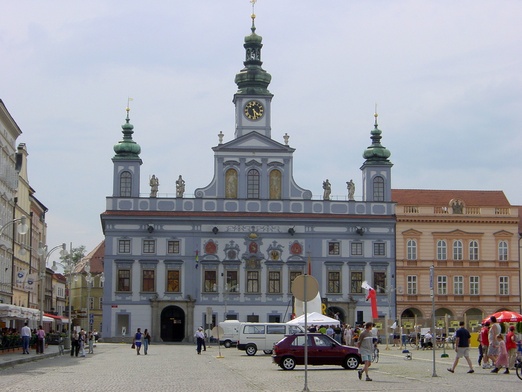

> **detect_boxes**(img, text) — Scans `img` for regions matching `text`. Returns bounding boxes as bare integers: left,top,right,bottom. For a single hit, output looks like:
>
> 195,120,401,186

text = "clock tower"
233,11,273,139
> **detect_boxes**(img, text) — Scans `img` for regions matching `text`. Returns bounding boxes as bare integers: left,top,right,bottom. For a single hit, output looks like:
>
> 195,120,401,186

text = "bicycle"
516,342,522,381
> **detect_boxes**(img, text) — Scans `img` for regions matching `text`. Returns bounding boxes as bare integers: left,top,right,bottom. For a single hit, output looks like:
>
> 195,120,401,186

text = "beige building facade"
394,189,520,334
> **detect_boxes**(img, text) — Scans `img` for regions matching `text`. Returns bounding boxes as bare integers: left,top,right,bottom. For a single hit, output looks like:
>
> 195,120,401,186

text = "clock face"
244,100,264,120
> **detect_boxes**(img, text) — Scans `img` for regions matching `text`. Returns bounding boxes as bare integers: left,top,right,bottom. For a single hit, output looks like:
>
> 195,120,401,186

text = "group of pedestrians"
479,316,518,374
448,316,519,375
132,328,151,355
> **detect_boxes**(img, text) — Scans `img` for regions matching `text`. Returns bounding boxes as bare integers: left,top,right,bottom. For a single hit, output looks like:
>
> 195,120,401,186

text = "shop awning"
44,313,69,324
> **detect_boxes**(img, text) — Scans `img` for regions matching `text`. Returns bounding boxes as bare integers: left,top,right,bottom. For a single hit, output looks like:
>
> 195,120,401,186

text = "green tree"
60,245,86,268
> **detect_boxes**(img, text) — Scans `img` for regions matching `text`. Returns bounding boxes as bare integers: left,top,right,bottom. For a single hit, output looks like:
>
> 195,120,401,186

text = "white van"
237,323,304,356
218,320,240,348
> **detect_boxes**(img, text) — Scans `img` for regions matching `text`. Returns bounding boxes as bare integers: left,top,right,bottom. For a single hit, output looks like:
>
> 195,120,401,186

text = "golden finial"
126,97,134,112
250,0,257,19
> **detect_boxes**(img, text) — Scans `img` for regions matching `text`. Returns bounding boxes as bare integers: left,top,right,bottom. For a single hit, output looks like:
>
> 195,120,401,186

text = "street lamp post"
39,243,67,327
0,216,28,305
82,261,104,332
52,255,76,349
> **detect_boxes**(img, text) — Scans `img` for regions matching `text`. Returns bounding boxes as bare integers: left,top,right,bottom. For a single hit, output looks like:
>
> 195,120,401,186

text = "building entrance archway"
160,305,185,342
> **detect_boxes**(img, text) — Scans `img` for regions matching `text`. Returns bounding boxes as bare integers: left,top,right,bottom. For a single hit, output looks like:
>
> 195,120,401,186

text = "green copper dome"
234,15,272,96
113,109,141,159
362,113,391,162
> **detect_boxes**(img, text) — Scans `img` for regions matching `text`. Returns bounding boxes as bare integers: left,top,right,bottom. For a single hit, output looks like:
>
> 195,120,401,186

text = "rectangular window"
499,276,509,295
204,270,217,292
98,297,103,310
166,270,180,292
350,271,363,294
143,239,156,254
118,239,131,254
226,270,238,292
469,276,479,295
167,240,180,254
453,275,463,295
407,275,417,295
117,269,131,292
327,271,341,293
289,271,302,291
351,242,363,256
246,271,259,293
328,242,340,255
437,275,447,295
373,271,386,293
268,271,281,293
373,242,386,256
89,297,94,310
142,269,155,292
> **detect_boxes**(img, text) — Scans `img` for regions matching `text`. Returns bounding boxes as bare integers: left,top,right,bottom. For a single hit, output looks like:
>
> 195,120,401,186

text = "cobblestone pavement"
0,343,520,391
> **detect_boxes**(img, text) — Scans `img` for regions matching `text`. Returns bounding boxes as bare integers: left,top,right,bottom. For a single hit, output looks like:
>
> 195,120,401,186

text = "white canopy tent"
286,312,340,326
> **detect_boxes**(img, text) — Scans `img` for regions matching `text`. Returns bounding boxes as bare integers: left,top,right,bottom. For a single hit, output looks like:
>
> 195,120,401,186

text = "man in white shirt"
21,322,31,354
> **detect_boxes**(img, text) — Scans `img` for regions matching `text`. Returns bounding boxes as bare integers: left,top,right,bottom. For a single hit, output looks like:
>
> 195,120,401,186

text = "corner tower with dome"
100,7,396,343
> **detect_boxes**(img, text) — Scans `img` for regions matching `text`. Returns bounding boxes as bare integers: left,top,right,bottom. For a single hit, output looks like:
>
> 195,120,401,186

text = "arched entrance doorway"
326,306,344,323
161,305,185,342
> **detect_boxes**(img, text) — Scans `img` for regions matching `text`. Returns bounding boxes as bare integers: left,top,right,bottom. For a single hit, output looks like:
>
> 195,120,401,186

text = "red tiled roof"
75,241,105,274
392,189,511,207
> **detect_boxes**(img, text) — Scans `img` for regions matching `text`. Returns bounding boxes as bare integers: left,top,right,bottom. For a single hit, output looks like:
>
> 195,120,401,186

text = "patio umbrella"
483,310,522,324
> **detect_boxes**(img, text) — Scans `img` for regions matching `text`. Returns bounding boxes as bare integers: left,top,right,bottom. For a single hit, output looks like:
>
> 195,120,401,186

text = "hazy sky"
1,0,521,254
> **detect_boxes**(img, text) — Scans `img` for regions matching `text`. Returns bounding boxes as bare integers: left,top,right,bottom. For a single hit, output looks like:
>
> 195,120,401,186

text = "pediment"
214,131,294,152
402,229,422,236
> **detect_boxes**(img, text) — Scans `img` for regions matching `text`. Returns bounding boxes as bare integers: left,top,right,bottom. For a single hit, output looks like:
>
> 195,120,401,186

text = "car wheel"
342,354,360,370
245,344,257,356
280,356,296,370
224,341,232,348
263,350,273,354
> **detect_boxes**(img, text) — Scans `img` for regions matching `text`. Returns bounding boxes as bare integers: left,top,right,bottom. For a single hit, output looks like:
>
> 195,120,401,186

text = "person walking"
479,321,490,368
487,316,501,365
79,329,86,357
357,322,374,381
71,330,79,357
447,321,474,374
88,330,94,354
143,329,151,355
21,322,31,354
36,325,45,354
491,334,510,374
506,326,517,370
195,327,205,354
134,328,142,355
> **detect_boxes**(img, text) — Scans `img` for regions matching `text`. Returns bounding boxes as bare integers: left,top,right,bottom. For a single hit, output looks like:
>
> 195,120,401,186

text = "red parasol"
483,310,522,324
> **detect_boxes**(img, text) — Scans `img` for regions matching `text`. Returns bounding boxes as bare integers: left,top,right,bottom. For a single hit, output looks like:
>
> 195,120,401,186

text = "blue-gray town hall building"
101,15,396,343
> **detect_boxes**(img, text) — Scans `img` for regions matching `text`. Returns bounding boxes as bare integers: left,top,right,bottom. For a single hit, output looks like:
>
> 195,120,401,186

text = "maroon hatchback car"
272,333,361,370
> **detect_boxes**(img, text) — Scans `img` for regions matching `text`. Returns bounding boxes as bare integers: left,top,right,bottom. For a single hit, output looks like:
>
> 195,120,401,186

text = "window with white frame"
328,241,340,255
453,276,464,295
407,275,417,295
469,276,479,295
119,171,132,197
407,239,417,260
453,240,463,260
351,242,363,256
350,271,363,294
167,240,180,254
499,276,509,295
247,169,260,199
436,240,447,260
469,240,479,261
143,239,156,254
327,271,341,293
246,270,260,293
437,275,447,295
373,176,384,201
498,241,508,261
268,271,281,293
204,270,217,292
118,239,131,253
373,242,386,256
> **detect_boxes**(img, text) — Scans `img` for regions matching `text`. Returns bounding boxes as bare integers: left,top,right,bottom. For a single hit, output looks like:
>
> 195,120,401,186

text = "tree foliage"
60,245,86,266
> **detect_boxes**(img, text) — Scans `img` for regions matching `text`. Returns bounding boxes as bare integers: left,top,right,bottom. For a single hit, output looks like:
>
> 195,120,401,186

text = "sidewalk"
0,345,63,369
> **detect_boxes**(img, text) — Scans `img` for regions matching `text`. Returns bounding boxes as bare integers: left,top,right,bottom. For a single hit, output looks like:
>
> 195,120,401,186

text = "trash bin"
63,337,71,350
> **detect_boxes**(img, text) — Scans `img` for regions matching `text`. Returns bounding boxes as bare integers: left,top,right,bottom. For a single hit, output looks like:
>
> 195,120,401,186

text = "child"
491,334,509,374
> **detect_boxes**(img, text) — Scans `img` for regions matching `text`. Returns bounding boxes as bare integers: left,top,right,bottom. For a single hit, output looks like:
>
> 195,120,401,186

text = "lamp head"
17,216,29,235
